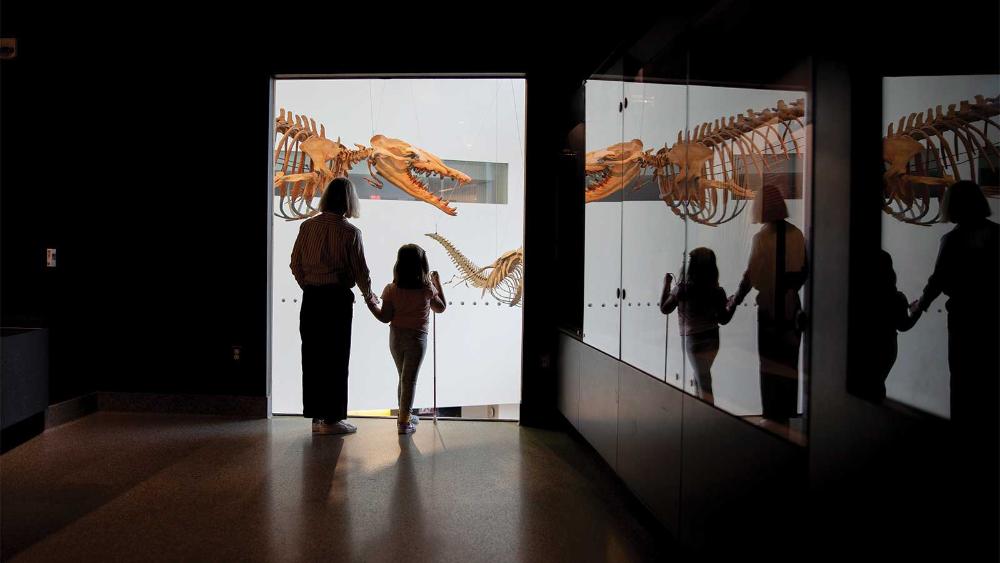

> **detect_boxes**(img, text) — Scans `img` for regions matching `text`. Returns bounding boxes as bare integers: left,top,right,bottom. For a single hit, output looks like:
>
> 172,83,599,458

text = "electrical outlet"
232,346,241,361
46,248,57,268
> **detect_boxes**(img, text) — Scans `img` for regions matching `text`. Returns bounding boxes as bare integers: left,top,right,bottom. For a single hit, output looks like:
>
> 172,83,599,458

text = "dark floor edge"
552,410,683,555
96,392,268,418
3,393,268,454
45,392,100,429
1,412,46,454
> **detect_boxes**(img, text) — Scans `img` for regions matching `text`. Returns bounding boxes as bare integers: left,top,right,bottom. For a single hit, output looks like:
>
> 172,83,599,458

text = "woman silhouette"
730,184,807,423
913,180,999,429
912,180,999,548
290,178,378,435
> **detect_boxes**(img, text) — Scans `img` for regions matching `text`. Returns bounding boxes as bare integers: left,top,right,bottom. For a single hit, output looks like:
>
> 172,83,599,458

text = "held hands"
430,271,443,290
908,299,923,319
726,293,740,315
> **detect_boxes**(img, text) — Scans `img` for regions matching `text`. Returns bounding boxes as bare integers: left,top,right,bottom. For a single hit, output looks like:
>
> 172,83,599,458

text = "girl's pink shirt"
380,283,438,332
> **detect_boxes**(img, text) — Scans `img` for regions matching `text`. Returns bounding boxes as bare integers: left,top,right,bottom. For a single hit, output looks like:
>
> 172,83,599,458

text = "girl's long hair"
683,247,720,289
393,244,431,290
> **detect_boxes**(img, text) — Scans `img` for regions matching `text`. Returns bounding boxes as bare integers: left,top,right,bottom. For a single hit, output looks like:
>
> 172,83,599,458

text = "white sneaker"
313,419,356,435
398,421,417,435
409,414,420,425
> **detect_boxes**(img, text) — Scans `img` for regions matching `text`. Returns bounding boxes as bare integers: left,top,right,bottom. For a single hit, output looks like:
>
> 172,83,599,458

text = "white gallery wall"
583,80,625,357
584,79,807,416
882,74,1000,418
271,79,526,415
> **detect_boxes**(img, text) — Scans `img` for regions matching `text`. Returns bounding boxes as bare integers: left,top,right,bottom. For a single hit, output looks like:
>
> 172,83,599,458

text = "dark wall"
1,8,268,397
550,0,999,557
1,7,104,403
555,63,996,562
808,22,999,560
0,6,645,406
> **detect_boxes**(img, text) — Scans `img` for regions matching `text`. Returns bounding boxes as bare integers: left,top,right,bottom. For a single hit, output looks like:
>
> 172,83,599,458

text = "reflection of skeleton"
882,95,999,225
585,140,646,203
585,99,807,226
425,233,524,307
273,108,471,219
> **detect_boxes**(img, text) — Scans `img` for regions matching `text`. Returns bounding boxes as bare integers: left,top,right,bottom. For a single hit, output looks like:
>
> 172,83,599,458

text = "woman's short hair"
318,177,361,218
941,180,991,224
751,184,789,223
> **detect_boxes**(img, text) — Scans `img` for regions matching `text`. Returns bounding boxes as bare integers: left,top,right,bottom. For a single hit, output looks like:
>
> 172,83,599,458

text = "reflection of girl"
367,244,447,435
660,247,736,404
855,250,921,402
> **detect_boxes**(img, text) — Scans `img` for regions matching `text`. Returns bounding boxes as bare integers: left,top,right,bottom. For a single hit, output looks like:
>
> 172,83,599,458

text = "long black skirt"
300,285,354,421
757,318,801,422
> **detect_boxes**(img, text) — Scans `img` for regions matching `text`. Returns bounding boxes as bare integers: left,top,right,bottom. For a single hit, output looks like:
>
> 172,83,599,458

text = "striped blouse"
289,212,373,299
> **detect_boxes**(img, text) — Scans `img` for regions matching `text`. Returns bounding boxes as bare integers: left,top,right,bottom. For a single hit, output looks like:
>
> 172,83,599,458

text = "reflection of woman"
660,247,736,404
290,178,377,435
912,180,999,548
730,184,807,423
912,181,999,430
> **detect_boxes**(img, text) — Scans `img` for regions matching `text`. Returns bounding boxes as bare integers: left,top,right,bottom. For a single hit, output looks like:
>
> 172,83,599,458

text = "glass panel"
682,84,809,435
271,78,525,419
621,79,687,384
580,41,813,442
871,76,999,422
583,71,625,357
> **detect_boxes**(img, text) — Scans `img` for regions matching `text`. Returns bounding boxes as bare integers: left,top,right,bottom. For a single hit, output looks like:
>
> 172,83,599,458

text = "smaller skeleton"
426,233,524,307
